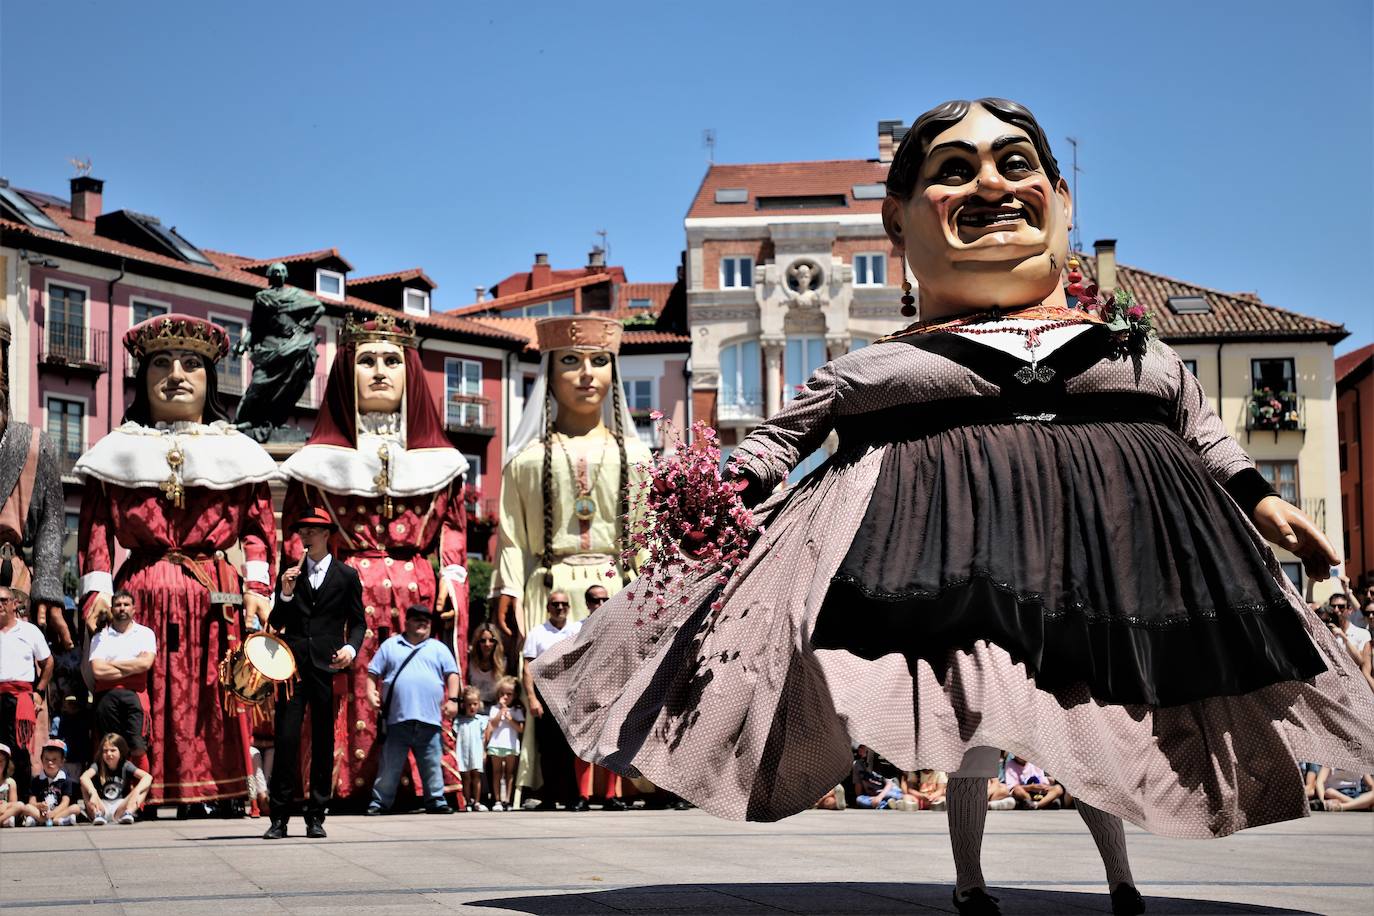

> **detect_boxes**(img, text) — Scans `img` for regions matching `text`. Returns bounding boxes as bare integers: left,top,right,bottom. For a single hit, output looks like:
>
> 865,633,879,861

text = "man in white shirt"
86,591,156,766
0,584,53,797
522,591,582,810
1327,591,1371,653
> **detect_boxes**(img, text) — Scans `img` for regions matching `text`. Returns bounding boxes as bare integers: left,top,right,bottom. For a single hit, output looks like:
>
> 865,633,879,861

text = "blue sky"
2,0,1370,352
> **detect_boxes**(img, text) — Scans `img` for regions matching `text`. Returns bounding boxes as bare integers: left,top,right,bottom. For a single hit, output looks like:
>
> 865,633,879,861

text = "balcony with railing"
55,444,83,481
38,323,108,374
446,393,495,437
1245,389,1305,442
716,388,764,423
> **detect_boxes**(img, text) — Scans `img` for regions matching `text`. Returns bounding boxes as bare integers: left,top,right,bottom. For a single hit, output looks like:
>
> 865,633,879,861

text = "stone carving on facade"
784,258,825,312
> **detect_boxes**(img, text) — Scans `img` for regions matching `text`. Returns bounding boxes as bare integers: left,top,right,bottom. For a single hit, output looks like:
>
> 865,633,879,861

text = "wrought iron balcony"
446,393,495,437
38,323,108,374
717,388,764,422
1245,389,1305,442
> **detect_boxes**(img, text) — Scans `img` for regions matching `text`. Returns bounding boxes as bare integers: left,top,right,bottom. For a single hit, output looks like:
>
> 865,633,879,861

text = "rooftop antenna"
595,228,609,262
702,128,716,164
1064,136,1083,254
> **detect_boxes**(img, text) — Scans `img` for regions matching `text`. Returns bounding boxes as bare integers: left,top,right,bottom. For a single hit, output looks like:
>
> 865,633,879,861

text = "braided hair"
610,361,631,584
540,383,555,589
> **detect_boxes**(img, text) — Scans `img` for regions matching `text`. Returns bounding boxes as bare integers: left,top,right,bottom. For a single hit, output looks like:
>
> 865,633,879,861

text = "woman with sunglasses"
466,623,507,708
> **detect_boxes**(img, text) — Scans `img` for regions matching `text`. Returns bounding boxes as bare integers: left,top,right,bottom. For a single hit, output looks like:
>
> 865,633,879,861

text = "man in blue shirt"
364,604,459,815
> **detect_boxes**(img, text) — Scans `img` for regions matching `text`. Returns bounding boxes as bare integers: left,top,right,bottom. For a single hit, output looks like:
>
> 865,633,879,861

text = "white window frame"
717,338,763,421
403,287,431,317
853,252,887,287
622,377,657,412
462,453,483,491
784,335,827,402
45,279,92,353
719,256,754,289
127,297,171,376
208,310,249,396
446,357,483,428
315,268,345,301
45,394,88,472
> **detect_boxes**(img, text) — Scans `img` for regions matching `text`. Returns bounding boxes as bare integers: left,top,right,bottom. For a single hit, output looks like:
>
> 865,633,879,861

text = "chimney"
877,119,906,164
1093,239,1118,293
474,286,486,302
587,246,606,271
70,175,104,221
531,252,551,289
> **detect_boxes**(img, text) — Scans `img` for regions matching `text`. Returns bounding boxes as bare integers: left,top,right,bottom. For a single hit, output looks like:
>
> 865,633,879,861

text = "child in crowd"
80,733,152,825
852,745,904,809
1004,754,1065,809
1312,765,1374,811
22,739,80,826
901,768,948,811
484,676,524,812
454,685,489,812
0,743,22,827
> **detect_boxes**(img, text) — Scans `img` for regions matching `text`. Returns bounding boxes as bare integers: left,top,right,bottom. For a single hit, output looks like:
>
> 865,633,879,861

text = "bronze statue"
234,262,326,442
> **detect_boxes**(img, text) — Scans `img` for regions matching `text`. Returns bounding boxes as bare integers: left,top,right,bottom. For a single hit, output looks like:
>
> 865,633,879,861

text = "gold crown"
340,313,418,349
534,315,623,354
124,314,230,362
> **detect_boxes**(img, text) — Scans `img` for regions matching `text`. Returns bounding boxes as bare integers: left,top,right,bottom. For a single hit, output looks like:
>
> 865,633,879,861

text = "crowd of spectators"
3,573,1373,828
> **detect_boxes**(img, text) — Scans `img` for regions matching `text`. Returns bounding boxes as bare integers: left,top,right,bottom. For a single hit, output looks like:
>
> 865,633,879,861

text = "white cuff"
243,560,270,585
440,564,468,585
278,592,294,603
80,571,114,596
338,645,356,662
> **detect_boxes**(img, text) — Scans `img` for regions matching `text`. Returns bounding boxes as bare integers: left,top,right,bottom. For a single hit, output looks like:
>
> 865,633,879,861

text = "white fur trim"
281,442,467,497
440,564,468,585
80,571,114,597
243,560,270,585
73,421,278,491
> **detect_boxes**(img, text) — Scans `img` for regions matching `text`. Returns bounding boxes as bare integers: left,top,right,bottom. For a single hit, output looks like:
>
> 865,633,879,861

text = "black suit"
267,553,364,822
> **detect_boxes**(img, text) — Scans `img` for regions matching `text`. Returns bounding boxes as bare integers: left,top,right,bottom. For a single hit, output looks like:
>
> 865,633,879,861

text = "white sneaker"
58,815,77,826
832,786,846,810
931,798,947,811
988,797,1016,811
1,816,13,827
92,815,107,826
475,803,489,812
118,812,136,825
22,816,37,827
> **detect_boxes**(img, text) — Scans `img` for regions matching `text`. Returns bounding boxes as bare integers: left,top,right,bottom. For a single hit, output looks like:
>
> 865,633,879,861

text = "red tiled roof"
349,267,437,289
465,316,688,352
446,273,612,316
491,265,627,296
1336,343,1374,383
0,191,521,347
1076,253,1349,343
623,329,691,346
607,282,675,318
236,248,355,271
687,159,889,219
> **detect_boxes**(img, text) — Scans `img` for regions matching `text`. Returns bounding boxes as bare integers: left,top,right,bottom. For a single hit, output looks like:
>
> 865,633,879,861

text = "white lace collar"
73,421,279,491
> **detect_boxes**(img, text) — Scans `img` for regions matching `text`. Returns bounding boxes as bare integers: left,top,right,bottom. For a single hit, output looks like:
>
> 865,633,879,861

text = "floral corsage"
619,415,761,624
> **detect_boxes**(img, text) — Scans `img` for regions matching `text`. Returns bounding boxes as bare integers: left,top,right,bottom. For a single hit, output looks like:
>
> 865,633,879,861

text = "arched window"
784,335,827,402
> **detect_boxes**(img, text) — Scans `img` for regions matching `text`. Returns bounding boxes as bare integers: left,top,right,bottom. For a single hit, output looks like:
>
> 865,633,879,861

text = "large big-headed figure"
491,315,650,801
279,314,468,801
75,315,277,807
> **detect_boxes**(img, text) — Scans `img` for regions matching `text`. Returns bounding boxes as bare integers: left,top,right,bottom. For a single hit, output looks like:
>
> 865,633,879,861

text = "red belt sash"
0,680,36,747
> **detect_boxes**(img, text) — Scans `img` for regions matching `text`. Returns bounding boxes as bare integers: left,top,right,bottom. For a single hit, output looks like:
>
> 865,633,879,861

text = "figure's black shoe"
533,799,558,811
1110,884,1146,915
363,806,383,817
425,804,454,815
305,820,327,838
262,820,288,840
603,797,628,811
953,888,1001,915
568,797,590,812
672,799,693,811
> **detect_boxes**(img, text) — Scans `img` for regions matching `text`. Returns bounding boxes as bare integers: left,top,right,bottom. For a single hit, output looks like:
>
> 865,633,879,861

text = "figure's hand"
494,595,517,637
85,592,112,631
38,601,74,650
528,697,544,719
243,592,271,629
367,686,381,709
1252,496,1339,581
329,646,353,669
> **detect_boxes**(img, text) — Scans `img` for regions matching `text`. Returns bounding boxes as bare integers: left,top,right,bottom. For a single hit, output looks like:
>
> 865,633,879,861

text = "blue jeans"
856,783,904,809
370,720,445,810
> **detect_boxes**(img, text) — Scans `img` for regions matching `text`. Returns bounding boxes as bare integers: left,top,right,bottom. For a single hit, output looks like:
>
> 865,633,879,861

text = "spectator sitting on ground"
1004,754,1065,809
852,745,904,809
901,768,948,810
21,738,80,826
0,743,21,826
813,784,846,810
466,622,507,707
50,695,91,778
454,685,489,811
81,733,151,825
1313,765,1374,812
484,675,523,812
1301,762,1322,802
84,591,155,769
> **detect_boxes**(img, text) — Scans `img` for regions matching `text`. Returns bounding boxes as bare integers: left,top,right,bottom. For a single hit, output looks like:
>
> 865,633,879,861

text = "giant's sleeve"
28,429,65,605
77,479,115,605
727,361,842,499
1167,346,1276,515
344,567,365,654
438,480,468,595
278,481,309,567
492,457,531,600
240,482,276,596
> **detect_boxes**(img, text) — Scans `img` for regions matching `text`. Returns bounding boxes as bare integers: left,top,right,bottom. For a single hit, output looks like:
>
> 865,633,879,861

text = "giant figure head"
122,314,231,426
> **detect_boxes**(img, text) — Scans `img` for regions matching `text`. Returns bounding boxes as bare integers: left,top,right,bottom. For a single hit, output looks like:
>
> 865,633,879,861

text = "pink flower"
650,410,664,421
1127,304,1145,319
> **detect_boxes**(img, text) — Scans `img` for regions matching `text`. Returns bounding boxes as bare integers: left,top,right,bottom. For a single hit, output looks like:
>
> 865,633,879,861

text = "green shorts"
488,747,519,758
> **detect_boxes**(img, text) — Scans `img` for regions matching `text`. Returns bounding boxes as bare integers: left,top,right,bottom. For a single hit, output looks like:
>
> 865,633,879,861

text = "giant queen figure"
75,315,277,806
279,313,468,801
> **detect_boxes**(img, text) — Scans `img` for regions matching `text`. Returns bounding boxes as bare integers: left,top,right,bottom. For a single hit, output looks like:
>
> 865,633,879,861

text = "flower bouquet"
619,414,762,625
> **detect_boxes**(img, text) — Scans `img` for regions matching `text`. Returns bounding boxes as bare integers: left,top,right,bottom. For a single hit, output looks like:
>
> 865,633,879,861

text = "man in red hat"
263,509,364,840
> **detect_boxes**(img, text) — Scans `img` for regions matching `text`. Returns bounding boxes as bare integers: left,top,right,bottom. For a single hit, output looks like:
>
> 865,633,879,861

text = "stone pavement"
1,809,1370,915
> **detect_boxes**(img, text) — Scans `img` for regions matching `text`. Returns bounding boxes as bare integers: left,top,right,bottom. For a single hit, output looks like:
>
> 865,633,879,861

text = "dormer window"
404,288,430,316
316,268,344,301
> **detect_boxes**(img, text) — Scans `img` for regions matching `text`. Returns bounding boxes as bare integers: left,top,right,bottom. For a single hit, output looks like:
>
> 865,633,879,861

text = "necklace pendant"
573,494,597,522
1014,360,1056,385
